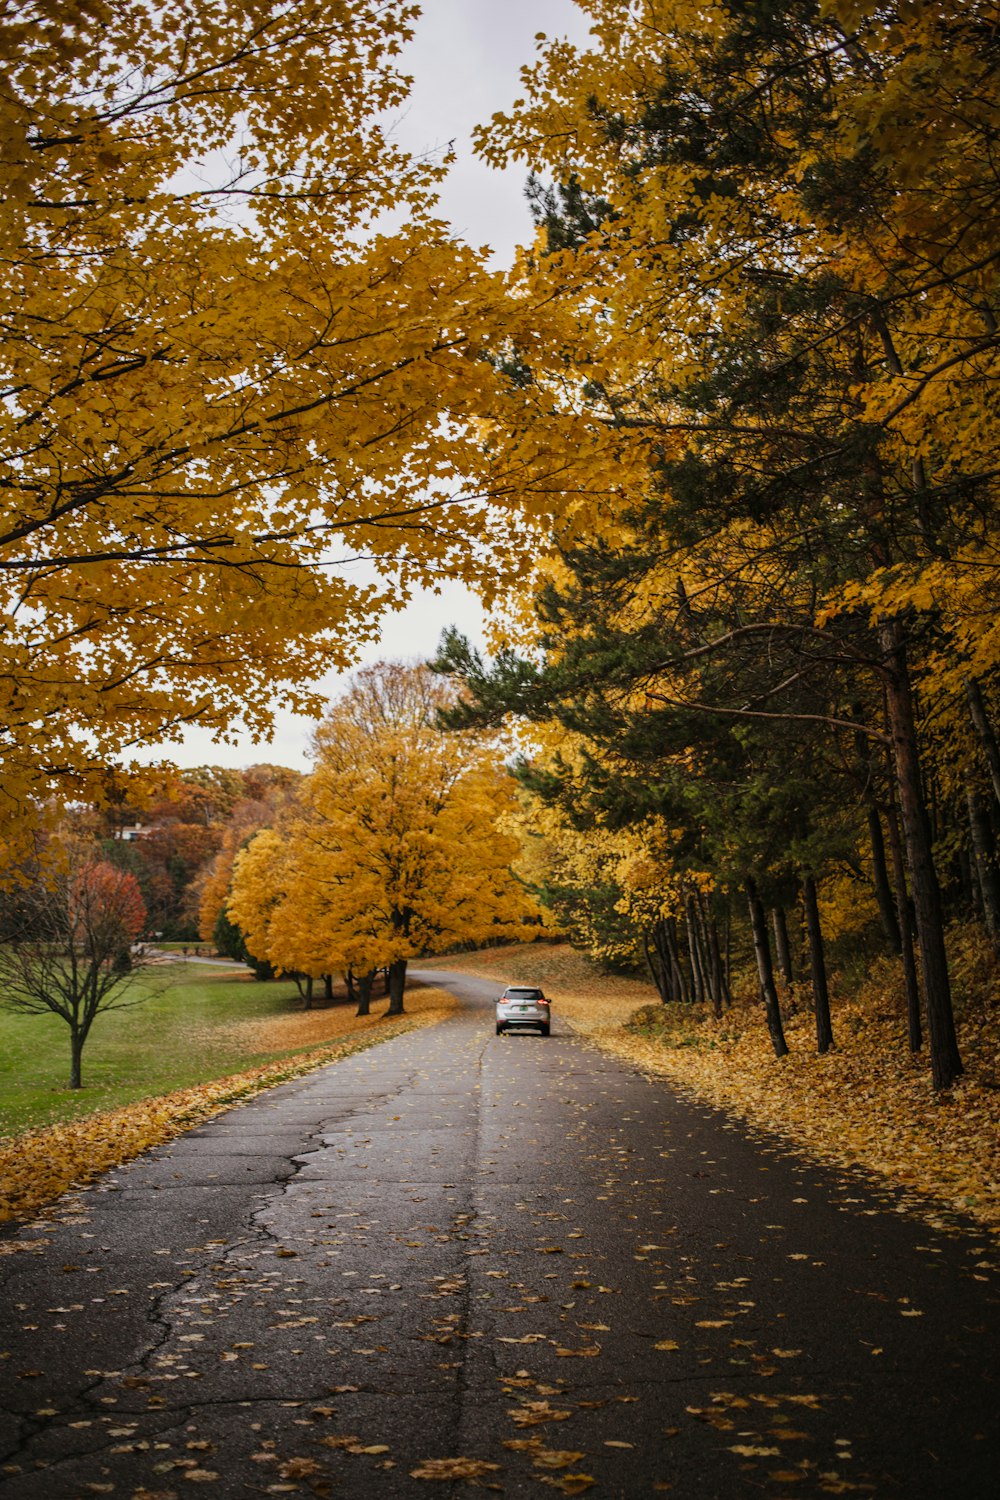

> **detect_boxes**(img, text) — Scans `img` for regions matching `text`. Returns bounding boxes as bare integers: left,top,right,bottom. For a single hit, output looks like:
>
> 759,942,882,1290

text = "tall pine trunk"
966,781,1000,950
745,875,789,1059
771,907,794,988
684,895,706,1005
880,622,962,1087
884,791,922,1052
867,804,902,954
666,918,690,1003
966,678,1000,807
801,875,833,1054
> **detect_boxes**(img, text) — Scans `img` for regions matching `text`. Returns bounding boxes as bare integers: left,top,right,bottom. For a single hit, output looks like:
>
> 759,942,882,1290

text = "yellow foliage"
229,664,544,976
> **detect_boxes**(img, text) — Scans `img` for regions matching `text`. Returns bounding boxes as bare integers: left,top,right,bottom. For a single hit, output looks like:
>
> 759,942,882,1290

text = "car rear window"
505,987,542,998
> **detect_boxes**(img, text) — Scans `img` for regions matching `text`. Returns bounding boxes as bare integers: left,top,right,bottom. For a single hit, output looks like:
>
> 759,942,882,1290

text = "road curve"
0,968,997,1498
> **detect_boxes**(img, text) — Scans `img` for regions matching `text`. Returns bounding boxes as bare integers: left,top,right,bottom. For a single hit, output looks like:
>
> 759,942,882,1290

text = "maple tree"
228,663,541,1011
1,0,601,863
0,855,147,1087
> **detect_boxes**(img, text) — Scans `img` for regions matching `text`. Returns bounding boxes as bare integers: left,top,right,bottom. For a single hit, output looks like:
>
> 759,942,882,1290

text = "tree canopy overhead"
0,0,608,857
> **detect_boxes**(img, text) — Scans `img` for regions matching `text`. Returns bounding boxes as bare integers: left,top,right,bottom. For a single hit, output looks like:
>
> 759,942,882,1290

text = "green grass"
0,964,317,1139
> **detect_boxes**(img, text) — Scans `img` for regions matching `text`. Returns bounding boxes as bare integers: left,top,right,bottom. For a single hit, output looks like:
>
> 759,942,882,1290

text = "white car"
495,985,551,1036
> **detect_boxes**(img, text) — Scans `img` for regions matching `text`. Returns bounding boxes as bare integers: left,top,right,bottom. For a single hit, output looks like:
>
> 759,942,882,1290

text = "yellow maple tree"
228,662,542,1011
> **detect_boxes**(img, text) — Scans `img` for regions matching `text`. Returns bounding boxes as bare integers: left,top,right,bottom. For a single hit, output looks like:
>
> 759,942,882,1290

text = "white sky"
143,0,591,774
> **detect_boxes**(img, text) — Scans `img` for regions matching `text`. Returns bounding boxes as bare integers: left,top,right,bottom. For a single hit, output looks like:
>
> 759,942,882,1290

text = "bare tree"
0,860,150,1088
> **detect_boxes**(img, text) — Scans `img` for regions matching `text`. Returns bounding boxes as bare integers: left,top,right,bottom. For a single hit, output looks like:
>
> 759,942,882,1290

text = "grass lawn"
0,963,377,1139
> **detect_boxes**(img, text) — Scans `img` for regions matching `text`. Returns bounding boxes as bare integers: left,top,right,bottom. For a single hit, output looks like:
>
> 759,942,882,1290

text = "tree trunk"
644,924,670,1002
324,973,335,1002
771,906,794,988
880,622,962,1087
801,875,834,1054
303,975,314,1010
966,677,1000,807
745,875,789,1059
653,920,675,1002
867,803,902,954
699,891,728,1015
386,958,407,1016
884,790,922,1053
355,969,374,1017
69,1028,85,1090
666,918,690,1003
966,781,1000,950
684,896,705,1005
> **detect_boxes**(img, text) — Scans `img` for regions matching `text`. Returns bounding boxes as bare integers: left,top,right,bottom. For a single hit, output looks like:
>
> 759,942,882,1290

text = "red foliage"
71,861,147,945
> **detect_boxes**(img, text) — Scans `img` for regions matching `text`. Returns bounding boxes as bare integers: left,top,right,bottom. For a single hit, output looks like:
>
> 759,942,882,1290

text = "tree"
1,0,583,862
468,0,999,1088
228,663,542,1013
0,857,148,1087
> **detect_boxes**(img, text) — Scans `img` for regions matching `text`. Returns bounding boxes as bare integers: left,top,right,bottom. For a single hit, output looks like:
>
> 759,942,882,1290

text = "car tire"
496,1024,504,1035
540,1025,550,1037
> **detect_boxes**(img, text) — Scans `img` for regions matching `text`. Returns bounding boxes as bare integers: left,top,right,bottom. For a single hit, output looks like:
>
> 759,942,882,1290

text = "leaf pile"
0,988,455,1225
426,944,1000,1234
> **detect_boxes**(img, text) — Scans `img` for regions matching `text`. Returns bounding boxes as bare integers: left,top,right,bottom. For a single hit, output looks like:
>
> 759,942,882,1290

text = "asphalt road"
0,970,997,1499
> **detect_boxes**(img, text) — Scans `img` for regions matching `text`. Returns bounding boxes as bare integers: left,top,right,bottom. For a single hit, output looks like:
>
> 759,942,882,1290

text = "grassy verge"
428,941,1000,1235
0,964,420,1138
0,977,456,1224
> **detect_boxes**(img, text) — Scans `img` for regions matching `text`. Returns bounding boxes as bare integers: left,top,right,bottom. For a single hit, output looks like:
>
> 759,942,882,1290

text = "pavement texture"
0,969,997,1500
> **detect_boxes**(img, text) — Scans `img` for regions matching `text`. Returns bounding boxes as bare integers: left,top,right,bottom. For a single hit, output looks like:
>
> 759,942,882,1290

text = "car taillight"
539,998,550,1005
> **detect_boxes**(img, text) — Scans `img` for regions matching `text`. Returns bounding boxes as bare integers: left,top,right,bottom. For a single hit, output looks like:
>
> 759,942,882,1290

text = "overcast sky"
144,0,591,773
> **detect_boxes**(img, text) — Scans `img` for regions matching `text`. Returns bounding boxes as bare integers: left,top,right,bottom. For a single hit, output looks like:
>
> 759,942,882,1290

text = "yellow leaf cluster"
228,664,544,977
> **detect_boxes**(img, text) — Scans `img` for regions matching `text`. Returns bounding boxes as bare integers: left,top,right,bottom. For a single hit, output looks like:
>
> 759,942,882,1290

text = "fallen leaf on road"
539,1474,595,1495
654,1341,679,1351
279,1459,322,1479
509,1403,573,1429
410,1458,501,1482
729,1446,780,1458
532,1450,585,1470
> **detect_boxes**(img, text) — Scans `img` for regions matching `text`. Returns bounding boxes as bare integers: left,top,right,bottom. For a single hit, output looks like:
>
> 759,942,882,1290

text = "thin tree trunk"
745,875,789,1059
387,958,407,1016
684,896,705,1005
867,804,902,954
699,891,727,1015
771,907,794,988
966,781,1000,950
642,929,667,1002
69,1028,85,1090
801,875,834,1054
884,790,922,1052
324,973,335,1002
966,677,1000,807
303,975,314,1010
724,907,731,992
880,623,962,1087
355,969,374,1017
645,923,672,1002
666,918,690,1003
653,920,675,1002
